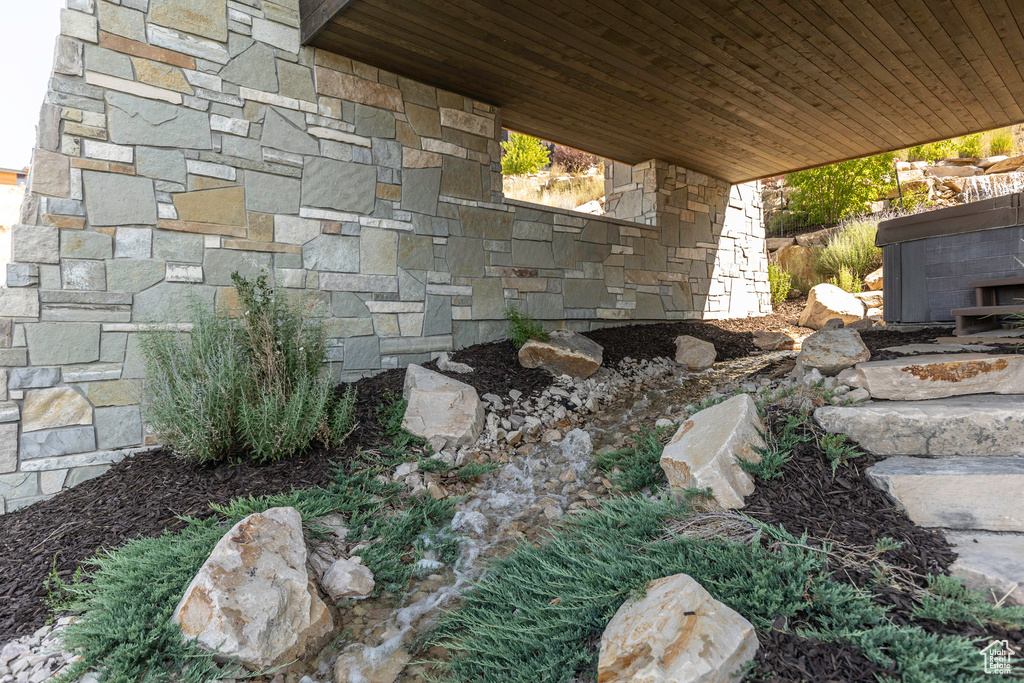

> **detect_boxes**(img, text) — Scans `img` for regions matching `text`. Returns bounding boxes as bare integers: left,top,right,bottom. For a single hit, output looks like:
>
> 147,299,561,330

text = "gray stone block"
401,168,441,216
441,157,483,201
83,172,158,227
61,230,113,260
246,171,300,214
0,472,38,501
512,240,555,269
277,60,316,103
372,139,402,170
26,323,101,365
332,292,371,318
137,147,187,183
133,283,216,321
115,227,152,259
66,464,112,487
261,108,319,155
108,92,213,149
447,237,485,277
6,263,38,287
219,41,278,91
12,225,59,264
84,45,133,79
10,367,62,390
472,278,504,319
344,336,380,371
61,260,106,290
355,104,396,138
20,426,97,459
526,292,564,320
360,228,398,275
153,231,203,263
107,259,165,293
100,332,128,362
95,405,143,449
301,158,377,215
460,206,514,239
203,249,272,286
0,424,17,474
564,279,612,309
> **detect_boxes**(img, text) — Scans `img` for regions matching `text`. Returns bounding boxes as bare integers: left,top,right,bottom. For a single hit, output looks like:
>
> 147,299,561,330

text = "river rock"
844,354,1024,400
402,364,484,447
518,331,603,379
864,267,883,291
795,328,871,377
321,557,375,601
660,394,764,509
674,335,716,371
173,507,333,670
597,573,758,683
798,284,866,330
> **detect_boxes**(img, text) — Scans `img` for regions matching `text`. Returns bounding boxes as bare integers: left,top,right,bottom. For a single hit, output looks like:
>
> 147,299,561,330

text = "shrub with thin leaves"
330,383,358,445
140,273,336,463
986,128,1016,157
501,132,550,176
767,263,792,304
815,217,882,283
504,305,548,349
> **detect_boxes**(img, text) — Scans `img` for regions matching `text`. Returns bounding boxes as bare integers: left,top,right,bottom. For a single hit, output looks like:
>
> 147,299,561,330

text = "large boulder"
597,573,759,683
795,328,871,377
675,335,716,371
984,154,1024,174
798,284,866,330
660,394,764,509
402,364,484,447
844,354,1024,400
173,507,333,670
775,244,814,286
518,331,603,379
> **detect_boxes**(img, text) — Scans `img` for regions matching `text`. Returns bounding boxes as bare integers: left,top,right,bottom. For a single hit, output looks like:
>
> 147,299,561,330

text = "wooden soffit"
302,0,1024,184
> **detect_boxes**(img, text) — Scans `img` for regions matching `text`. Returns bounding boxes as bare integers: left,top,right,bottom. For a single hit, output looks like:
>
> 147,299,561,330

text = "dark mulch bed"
751,629,894,682
423,340,552,400
859,326,952,358
584,323,754,366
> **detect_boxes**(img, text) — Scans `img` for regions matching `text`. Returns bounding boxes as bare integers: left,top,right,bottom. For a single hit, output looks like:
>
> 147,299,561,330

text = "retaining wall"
0,0,769,513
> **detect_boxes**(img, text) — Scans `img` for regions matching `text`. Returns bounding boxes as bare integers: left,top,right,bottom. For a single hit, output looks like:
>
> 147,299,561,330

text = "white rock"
560,428,593,460
321,557,375,601
402,365,485,448
795,328,871,377
173,507,333,670
436,352,473,374
660,394,764,509
798,284,866,330
674,336,717,371
598,573,758,683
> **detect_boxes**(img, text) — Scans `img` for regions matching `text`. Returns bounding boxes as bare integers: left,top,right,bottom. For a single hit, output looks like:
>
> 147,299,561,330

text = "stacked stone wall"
0,0,768,513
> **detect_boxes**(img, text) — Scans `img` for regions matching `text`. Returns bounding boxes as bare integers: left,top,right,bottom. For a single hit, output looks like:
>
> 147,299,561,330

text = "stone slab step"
937,328,1024,345
947,531,1024,606
866,456,1024,532
842,353,1024,400
815,395,1024,456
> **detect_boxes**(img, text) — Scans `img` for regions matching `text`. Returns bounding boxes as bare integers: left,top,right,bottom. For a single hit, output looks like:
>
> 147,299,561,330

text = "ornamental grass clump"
140,272,353,463
815,217,882,284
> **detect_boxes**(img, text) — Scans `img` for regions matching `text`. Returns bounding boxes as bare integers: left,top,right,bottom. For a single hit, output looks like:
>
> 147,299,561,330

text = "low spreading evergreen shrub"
504,305,549,349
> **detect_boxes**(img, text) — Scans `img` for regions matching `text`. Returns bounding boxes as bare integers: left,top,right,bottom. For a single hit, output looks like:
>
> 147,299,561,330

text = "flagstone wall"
0,0,768,513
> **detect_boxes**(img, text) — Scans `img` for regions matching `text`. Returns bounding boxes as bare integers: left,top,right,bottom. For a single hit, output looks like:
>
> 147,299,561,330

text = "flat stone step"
947,531,1024,606
937,328,1024,345
867,456,1024,532
842,353,1024,400
815,395,1024,456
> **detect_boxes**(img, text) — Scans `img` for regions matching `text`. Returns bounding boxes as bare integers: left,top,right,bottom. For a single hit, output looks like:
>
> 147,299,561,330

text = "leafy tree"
501,132,550,176
786,152,896,226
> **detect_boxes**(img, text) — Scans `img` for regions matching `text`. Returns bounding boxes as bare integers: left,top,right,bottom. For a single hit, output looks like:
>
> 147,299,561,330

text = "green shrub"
501,133,550,176
830,266,861,294
815,218,882,283
786,152,896,226
504,305,549,349
767,263,792,304
950,133,983,159
330,384,358,445
905,141,951,163
140,273,334,463
987,128,1016,156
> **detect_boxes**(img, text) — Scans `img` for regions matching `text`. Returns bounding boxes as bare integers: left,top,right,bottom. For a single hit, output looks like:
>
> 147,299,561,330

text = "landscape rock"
660,394,764,509
795,328,871,377
173,507,333,671
597,573,758,683
518,331,603,379
321,557,375,601
844,354,1024,400
402,364,484,448
775,244,814,285
854,291,884,308
798,284,866,330
947,532,1024,606
794,227,837,248
752,330,796,351
674,335,717,371
864,267,883,291
436,351,473,374
983,154,1024,174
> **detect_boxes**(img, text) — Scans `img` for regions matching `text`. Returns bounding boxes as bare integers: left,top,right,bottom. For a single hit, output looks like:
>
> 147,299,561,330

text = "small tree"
501,133,550,176
786,152,896,226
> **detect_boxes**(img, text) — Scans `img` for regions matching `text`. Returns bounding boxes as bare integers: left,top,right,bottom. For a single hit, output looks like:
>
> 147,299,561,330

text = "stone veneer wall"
0,0,769,513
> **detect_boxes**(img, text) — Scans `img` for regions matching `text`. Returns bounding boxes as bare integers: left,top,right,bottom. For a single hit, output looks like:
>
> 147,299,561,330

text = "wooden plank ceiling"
302,0,1024,184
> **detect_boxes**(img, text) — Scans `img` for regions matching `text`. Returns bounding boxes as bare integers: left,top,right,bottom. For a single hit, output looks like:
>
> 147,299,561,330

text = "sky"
0,0,64,171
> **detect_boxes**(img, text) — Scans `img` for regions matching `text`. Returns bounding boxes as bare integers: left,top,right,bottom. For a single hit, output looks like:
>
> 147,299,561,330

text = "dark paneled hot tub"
877,194,1024,324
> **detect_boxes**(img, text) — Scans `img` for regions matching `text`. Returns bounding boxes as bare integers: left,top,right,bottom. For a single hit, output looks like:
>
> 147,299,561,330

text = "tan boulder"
22,388,92,432
775,244,815,286
752,330,797,351
675,335,716,371
518,331,603,379
984,154,1024,174
796,328,871,377
845,354,1024,400
765,237,795,252
795,227,837,247
863,267,883,291
660,394,764,509
798,284,866,330
854,291,884,308
173,507,333,671
402,364,484,447
598,573,759,683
